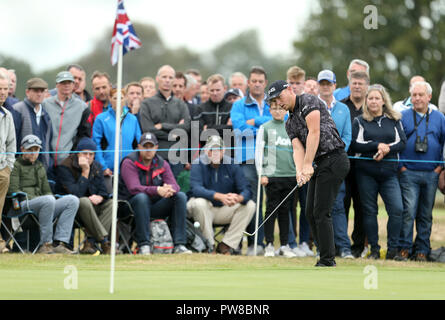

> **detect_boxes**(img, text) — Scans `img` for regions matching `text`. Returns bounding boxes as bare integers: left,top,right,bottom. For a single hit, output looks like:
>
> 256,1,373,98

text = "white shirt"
34,104,42,125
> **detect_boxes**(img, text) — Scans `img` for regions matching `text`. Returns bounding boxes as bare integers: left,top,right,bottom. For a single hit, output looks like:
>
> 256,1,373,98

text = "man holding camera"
398,81,445,262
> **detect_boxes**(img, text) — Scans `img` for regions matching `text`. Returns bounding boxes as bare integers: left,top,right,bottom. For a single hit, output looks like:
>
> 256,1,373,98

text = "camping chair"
116,200,136,254
1,192,41,254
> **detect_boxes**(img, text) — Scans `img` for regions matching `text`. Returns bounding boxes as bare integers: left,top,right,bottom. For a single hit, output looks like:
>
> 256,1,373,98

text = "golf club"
244,183,300,237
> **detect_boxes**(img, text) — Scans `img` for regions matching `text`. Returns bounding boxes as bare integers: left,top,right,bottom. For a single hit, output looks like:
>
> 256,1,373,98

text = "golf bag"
185,219,212,253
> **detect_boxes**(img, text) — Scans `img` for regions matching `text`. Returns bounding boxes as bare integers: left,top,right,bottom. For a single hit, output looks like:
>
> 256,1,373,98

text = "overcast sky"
2,0,313,73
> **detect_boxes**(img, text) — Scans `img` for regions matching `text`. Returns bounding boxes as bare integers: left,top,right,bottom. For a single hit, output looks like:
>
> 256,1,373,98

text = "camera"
415,136,428,153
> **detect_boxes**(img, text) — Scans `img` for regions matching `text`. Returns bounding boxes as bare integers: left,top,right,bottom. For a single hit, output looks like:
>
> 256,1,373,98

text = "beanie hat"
76,137,97,151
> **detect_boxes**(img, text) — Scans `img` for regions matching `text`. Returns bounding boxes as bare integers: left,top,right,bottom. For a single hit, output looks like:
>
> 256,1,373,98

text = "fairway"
1,254,444,300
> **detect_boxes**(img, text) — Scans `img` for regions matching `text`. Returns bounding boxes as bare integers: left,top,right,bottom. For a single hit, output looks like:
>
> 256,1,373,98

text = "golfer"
267,80,350,267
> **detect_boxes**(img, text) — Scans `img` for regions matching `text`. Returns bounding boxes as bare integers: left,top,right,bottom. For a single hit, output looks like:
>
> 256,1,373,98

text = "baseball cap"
26,78,48,90
267,80,289,102
223,88,244,100
21,134,42,150
317,70,336,83
204,135,224,150
56,71,75,83
139,132,158,146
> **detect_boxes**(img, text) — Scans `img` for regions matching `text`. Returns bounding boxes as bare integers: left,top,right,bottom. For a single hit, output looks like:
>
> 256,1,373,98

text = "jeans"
356,169,403,253
22,195,79,245
331,182,352,254
129,192,188,247
399,169,438,255
241,163,265,247
306,150,350,265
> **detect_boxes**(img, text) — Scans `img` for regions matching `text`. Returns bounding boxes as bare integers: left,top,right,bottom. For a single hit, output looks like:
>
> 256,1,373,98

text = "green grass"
0,254,444,299
1,204,444,300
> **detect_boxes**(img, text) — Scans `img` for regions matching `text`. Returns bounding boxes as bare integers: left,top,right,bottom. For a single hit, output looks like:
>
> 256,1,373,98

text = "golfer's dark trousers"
306,149,350,265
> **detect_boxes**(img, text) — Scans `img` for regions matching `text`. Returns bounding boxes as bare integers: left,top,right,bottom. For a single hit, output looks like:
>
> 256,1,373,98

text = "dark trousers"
306,150,350,265
344,160,366,253
264,177,296,246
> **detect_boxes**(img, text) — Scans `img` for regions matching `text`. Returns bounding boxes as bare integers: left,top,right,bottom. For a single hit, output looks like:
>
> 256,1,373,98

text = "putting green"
0,254,444,300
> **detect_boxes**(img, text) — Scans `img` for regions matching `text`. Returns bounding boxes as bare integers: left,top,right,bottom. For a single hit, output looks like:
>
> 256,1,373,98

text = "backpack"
429,247,445,263
150,219,174,254
185,219,212,253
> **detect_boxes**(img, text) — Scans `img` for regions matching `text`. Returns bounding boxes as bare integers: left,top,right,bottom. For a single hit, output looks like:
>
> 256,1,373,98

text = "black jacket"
56,154,108,198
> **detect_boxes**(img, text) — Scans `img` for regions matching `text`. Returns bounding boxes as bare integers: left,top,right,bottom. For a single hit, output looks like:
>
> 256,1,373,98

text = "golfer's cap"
267,80,289,102
317,70,336,84
139,132,158,146
26,78,48,90
56,71,74,83
224,88,243,100
204,135,224,149
21,134,42,150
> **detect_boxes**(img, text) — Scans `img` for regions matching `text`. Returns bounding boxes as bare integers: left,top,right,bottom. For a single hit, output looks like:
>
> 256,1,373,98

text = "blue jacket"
92,106,142,172
189,155,252,207
230,94,272,163
400,108,445,171
333,86,350,102
325,99,352,151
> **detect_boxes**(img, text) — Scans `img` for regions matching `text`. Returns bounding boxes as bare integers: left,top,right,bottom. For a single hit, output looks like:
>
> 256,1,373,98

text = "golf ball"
194,221,200,228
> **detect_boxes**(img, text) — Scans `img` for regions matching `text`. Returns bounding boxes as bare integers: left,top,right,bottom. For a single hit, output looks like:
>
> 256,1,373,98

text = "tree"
293,0,445,103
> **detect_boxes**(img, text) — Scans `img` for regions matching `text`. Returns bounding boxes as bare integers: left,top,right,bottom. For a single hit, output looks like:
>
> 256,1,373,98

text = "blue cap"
317,70,336,84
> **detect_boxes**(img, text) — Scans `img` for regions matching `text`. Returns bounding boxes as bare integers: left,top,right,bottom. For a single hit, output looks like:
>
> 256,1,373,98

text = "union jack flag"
110,0,142,66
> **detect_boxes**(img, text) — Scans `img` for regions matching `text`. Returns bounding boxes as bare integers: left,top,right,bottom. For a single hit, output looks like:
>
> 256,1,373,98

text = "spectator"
0,67,21,150
439,80,445,115
0,70,16,254
350,84,406,260
398,81,445,262
68,64,92,102
341,70,370,258
140,77,156,99
87,71,112,126
49,64,92,102
286,66,313,257
7,69,17,100
317,70,353,259
139,65,191,178
125,82,144,115
118,132,192,255
57,137,113,255
93,88,141,193
223,88,243,104
393,75,438,113
186,69,202,105
257,99,301,258
188,135,255,255
196,74,232,137
42,71,91,171
229,72,248,96
200,81,210,104
172,72,187,101
304,77,319,96
230,66,271,256
334,59,370,101
183,74,199,106
286,66,305,95
8,134,79,254
13,78,53,169
268,80,350,267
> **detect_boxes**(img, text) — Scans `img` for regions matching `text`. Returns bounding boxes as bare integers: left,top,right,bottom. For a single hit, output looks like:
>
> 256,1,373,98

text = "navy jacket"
351,114,406,176
189,154,252,207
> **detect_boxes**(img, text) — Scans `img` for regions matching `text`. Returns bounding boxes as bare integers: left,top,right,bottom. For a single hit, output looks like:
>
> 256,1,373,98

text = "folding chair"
1,192,40,254
116,200,136,254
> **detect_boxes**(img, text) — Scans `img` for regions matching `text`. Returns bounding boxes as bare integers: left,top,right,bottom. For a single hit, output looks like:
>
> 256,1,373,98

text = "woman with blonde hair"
350,84,406,260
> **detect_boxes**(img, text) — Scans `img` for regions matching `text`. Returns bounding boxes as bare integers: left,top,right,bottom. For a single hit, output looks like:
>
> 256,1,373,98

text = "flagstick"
110,43,123,294
253,139,265,256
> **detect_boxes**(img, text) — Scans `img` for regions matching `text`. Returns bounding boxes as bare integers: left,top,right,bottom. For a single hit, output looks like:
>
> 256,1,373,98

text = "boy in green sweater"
256,102,303,258
8,135,79,254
